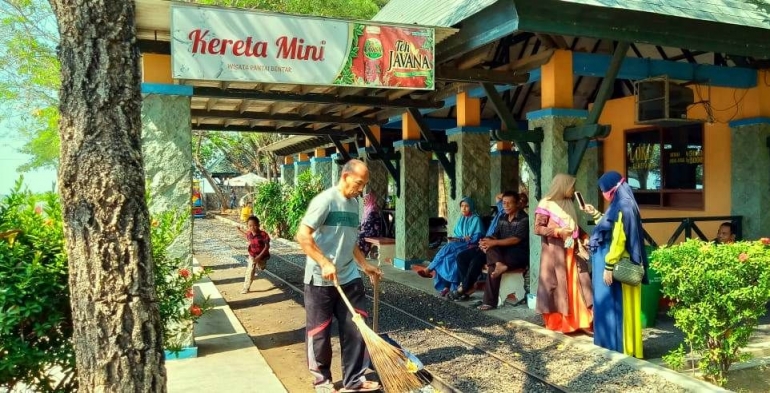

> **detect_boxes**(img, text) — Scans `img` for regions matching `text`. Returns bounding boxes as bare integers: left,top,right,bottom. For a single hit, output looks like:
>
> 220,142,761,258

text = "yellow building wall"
596,84,760,245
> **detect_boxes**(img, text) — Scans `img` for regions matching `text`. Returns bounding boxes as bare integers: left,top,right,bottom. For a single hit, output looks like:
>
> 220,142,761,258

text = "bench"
481,266,527,308
364,237,395,265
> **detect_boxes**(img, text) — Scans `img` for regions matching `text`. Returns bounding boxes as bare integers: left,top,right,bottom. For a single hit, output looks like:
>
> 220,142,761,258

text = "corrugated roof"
372,0,498,27
558,0,770,31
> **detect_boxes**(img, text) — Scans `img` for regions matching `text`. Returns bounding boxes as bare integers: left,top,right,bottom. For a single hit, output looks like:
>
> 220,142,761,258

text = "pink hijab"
363,191,378,217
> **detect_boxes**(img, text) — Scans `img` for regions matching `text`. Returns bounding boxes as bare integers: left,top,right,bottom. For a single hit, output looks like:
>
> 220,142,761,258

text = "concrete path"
166,264,287,393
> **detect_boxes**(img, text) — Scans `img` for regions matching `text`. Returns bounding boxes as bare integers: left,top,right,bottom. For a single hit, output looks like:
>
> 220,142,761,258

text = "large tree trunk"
50,0,166,391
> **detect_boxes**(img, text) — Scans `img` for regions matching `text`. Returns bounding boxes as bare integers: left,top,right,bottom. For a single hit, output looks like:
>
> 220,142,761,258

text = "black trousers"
483,246,529,307
456,247,487,292
305,278,370,388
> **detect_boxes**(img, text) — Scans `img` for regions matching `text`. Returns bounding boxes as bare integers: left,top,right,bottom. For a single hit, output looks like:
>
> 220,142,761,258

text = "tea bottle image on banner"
363,26,383,85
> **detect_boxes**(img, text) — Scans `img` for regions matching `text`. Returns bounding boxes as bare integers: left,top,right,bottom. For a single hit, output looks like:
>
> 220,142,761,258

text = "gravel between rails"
194,218,689,393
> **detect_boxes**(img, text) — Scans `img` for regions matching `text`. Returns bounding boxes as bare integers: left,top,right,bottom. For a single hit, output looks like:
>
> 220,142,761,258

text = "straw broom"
334,278,423,393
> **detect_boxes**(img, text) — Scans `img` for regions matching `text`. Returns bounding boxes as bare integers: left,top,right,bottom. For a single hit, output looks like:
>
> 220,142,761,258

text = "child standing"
238,216,270,294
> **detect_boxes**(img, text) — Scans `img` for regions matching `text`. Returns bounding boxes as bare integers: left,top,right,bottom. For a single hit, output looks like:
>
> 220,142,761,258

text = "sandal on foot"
477,304,496,311
439,288,450,297
416,269,433,278
315,381,337,393
339,380,380,392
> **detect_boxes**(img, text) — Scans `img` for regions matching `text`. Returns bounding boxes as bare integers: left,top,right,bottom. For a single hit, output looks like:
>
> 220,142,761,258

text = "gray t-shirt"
301,187,361,286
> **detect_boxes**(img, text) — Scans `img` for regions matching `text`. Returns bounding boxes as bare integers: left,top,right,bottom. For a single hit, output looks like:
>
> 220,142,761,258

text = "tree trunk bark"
194,157,229,210
50,0,166,391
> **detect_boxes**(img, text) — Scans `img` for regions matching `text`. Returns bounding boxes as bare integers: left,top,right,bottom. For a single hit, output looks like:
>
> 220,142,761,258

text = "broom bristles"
352,315,423,393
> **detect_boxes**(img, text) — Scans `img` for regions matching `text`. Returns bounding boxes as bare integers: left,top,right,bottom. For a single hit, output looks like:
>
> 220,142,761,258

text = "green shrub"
651,238,770,386
285,171,324,239
253,171,323,239
253,180,287,236
0,180,211,391
0,180,75,392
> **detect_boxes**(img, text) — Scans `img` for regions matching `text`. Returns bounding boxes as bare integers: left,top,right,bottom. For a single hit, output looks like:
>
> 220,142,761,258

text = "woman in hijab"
417,197,484,297
357,190,383,256
535,174,593,333
582,171,648,358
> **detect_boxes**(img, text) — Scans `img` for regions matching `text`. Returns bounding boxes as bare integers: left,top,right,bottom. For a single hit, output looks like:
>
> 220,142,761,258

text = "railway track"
199,217,688,393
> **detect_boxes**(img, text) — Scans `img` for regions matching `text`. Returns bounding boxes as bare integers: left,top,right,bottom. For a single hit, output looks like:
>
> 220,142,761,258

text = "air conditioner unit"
634,76,696,126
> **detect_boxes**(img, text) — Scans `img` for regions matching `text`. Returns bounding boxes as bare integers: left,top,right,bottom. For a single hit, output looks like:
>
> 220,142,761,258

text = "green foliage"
191,0,383,19
0,0,61,171
285,171,324,239
252,171,323,239
0,178,75,392
0,178,212,391
651,238,770,386
253,180,286,236
150,210,212,352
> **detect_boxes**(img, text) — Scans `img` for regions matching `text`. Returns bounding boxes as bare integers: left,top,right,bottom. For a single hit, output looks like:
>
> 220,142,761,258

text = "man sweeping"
296,159,383,393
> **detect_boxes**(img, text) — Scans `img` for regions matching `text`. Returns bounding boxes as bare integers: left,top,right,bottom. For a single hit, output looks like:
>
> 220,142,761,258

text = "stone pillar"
446,127,491,230
575,141,601,232
730,118,770,239
294,153,310,185
140,82,193,350
447,91,491,223
281,156,294,185
311,148,333,189
525,108,588,294
394,141,430,269
311,157,333,189
429,159,439,217
393,112,429,270
490,142,519,205
358,148,388,208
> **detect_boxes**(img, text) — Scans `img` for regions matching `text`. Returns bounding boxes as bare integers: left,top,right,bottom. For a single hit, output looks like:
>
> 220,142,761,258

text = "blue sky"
0,129,57,194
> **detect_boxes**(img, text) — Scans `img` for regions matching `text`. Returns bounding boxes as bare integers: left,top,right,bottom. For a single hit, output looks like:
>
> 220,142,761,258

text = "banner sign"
170,5,435,90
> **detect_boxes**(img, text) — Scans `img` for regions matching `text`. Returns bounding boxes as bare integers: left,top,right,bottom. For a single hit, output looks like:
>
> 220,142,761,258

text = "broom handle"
333,279,359,317
373,276,380,333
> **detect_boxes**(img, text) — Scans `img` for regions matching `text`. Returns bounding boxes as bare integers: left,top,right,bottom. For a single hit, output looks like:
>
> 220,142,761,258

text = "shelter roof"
561,0,770,31
372,0,498,27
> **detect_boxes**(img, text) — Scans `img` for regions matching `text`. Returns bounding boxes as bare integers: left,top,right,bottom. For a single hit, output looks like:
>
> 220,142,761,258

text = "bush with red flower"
150,210,211,352
651,238,770,386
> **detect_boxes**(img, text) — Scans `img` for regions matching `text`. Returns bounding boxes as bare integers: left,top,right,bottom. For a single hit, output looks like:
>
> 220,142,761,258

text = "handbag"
612,257,644,286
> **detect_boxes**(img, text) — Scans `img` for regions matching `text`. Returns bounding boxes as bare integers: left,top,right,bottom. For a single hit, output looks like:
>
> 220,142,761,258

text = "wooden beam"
192,124,349,137
435,0,520,62
193,87,443,109
436,67,529,85
191,109,382,125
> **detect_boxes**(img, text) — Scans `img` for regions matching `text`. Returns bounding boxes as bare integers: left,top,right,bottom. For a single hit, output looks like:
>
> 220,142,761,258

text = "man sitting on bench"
450,191,529,309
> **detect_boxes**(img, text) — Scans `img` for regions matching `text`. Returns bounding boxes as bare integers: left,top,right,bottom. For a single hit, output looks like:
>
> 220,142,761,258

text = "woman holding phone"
582,171,647,358
534,174,593,333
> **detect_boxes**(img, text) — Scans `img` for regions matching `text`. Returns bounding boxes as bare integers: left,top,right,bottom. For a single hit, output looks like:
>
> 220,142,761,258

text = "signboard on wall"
170,5,435,90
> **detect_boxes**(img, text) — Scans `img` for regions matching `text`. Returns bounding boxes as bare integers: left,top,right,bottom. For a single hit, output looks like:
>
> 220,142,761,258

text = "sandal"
339,380,380,392
477,304,496,311
438,288,450,297
416,269,433,278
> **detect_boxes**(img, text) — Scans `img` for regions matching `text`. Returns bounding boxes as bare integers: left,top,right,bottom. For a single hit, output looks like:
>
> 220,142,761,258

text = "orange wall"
596,84,757,245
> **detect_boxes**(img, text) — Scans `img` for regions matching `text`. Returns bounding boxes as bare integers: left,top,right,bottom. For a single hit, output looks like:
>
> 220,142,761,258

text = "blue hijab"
589,171,649,282
454,197,484,243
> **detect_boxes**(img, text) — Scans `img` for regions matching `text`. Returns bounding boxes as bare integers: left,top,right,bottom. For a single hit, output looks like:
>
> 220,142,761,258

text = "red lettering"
275,36,297,59
188,29,209,54
220,39,233,55
232,40,245,56
244,37,254,57
207,38,221,55
253,41,268,58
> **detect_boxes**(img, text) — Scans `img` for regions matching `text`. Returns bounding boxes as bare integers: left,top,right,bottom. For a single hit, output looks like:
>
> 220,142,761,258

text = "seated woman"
357,190,383,257
417,197,484,297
